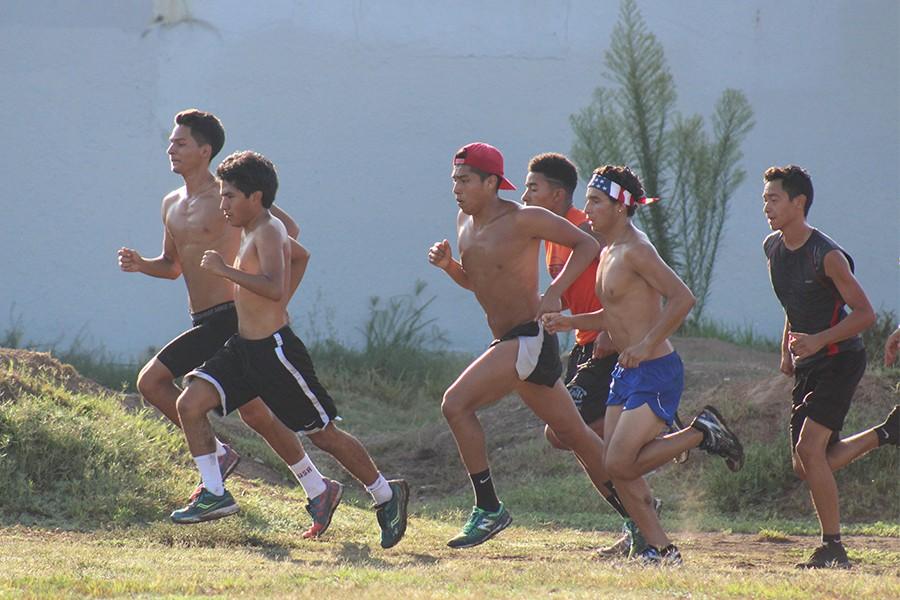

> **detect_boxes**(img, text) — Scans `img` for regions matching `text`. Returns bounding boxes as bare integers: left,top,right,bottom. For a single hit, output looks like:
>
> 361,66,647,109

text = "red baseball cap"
453,142,516,190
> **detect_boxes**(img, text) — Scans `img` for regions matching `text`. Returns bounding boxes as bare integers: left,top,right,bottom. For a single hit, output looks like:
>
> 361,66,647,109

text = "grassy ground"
1,323,898,598
1,507,898,599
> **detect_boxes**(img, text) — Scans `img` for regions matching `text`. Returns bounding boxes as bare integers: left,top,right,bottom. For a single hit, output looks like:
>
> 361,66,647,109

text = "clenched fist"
117,247,145,272
200,250,227,275
428,239,453,269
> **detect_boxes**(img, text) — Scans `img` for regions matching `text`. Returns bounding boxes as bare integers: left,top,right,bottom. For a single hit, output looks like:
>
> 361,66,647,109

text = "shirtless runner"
427,142,614,549
544,165,744,565
522,152,685,559
118,109,339,537
169,150,409,549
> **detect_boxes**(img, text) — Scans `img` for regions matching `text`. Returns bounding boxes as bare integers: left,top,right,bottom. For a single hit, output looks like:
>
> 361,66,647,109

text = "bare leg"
308,423,379,486
175,379,221,457
441,342,523,474
545,417,605,450
137,358,183,426
519,380,613,497
794,419,843,536
604,404,672,549
239,399,305,465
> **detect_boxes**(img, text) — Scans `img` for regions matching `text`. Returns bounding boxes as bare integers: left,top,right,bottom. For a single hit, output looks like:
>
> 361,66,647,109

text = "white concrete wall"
1,1,897,359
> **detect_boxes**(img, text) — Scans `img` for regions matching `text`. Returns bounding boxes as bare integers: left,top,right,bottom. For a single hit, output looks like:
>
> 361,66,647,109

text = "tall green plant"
360,279,448,355
571,0,754,319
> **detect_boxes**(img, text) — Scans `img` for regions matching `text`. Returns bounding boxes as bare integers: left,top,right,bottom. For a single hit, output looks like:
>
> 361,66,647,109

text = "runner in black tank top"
762,165,897,570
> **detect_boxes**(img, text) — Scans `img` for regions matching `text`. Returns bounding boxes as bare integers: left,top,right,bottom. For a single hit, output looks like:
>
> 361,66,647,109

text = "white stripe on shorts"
186,369,228,415
273,331,330,428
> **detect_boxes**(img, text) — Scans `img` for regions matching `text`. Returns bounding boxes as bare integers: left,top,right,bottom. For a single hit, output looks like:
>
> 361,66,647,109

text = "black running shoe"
691,405,744,471
795,543,851,569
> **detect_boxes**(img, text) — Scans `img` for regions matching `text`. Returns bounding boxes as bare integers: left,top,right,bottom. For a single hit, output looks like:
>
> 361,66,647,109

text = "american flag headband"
587,174,659,207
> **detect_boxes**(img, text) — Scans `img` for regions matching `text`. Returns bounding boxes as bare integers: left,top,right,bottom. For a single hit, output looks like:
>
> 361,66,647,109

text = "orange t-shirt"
545,206,602,346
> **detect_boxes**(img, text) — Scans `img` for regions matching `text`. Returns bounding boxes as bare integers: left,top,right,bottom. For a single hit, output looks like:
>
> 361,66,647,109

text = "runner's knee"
308,422,342,451
137,360,170,401
604,450,634,480
238,401,275,432
175,383,216,421
794,437,824,467
441,389,467,422
544,424,568,450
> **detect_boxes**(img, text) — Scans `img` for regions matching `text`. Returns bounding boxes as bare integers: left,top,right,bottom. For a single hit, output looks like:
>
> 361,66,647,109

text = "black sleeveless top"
764,229,863,366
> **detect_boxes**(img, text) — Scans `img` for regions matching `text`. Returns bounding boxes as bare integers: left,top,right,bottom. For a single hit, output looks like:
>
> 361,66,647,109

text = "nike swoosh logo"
478,477,491,484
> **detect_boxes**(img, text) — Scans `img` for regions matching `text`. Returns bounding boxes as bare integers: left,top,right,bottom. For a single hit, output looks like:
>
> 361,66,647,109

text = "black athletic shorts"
187,325,339,433
790,348,866,448
565,341,618,424
156,302,238,378
489,321,562,387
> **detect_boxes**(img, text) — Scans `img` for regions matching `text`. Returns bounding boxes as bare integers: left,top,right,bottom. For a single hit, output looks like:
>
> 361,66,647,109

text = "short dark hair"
454,149,499,192
764,165,814,216
592,165,645,217
528,153,577,198
174,109,225,161
216,151,278,208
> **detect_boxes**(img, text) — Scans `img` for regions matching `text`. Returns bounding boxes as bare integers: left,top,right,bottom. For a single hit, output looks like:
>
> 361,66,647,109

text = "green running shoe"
626,518,650,558
447,503,512,549
170,487,239,524
376,479,409,548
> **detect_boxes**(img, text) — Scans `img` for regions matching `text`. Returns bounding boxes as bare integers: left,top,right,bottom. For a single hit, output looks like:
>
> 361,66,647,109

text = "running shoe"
170,487,239,524
795,543,851,569
302,478,344,539
219,443,241,480
376,479,410,548
692,405,744,471
447,503,512,549
597,497,661,558
637,543,683,566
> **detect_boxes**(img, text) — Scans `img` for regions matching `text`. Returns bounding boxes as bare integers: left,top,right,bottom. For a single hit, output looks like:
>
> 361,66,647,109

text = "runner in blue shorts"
545,164,745,565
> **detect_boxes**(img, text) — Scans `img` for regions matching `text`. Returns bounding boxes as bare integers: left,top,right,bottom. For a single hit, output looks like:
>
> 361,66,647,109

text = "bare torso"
596,229,674,360
458,200,542,337
233,215,291,339
164,183,240,313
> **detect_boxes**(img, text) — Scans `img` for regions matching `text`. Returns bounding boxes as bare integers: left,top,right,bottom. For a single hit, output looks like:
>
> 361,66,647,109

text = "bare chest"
459,220,530,279
166,198,231,248
234,236,259,273
597,249,636,306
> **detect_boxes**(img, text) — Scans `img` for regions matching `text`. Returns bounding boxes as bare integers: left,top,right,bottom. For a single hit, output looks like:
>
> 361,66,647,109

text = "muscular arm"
205,224,286,301
543,308,607,334
428,238,472,290
789,250,875,360
119,198,182,279
525,208,600,314
270,204,300,239
287,238,310,299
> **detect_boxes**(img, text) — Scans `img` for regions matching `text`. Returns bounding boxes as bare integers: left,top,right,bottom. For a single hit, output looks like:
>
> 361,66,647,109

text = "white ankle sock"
366,474,393,505
193,452,225,496
214,439,226,457
290,455,327,499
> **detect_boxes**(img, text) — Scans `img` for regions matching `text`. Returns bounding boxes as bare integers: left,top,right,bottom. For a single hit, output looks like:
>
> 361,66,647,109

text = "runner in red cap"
428,142,611,549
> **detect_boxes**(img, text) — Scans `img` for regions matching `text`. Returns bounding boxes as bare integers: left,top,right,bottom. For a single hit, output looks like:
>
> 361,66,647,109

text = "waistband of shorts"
191,301,236,323
237,324,295,348
617,350,680,369
496,321,539,341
